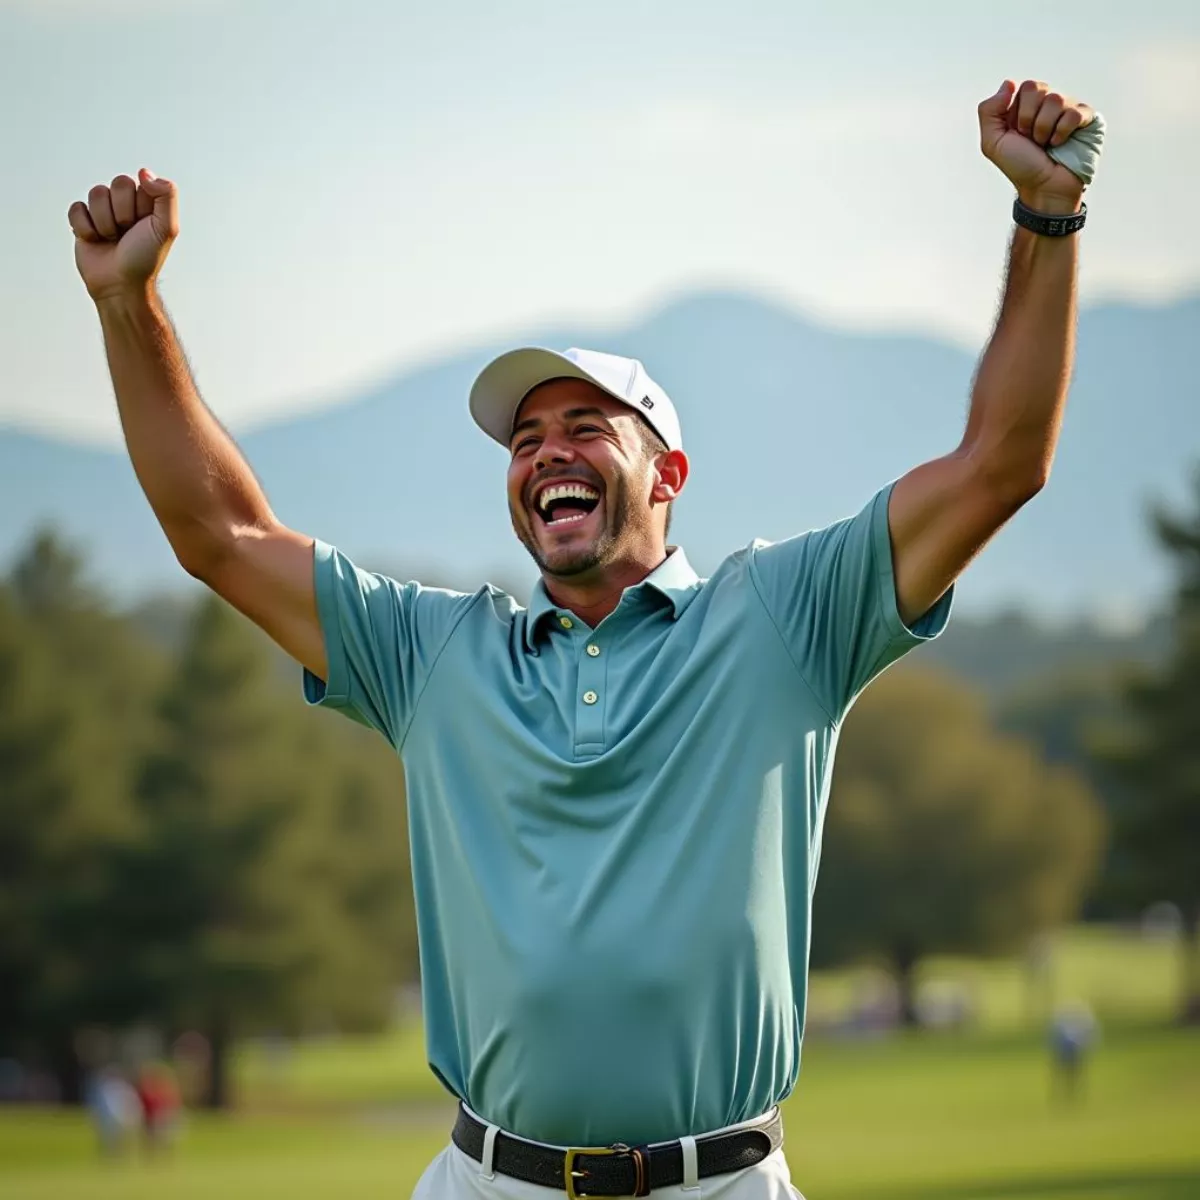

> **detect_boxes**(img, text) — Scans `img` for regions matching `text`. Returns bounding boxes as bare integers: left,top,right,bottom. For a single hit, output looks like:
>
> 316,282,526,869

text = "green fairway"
2,1024,1196,1200
2,927,1197,1199
787,1024,1200,1199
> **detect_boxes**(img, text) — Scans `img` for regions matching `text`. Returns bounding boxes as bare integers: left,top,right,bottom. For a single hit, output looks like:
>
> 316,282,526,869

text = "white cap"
469,347,683,452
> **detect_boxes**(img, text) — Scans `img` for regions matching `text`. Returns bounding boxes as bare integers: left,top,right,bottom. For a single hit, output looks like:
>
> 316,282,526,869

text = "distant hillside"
2,289,1196,616
126,585,1167,708
919,609,1169,699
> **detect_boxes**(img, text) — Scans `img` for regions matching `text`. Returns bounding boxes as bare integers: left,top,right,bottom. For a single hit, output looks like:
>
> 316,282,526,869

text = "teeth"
536,482,600,514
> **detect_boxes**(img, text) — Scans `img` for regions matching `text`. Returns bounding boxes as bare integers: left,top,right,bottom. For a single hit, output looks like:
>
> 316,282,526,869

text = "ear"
651,449,689,503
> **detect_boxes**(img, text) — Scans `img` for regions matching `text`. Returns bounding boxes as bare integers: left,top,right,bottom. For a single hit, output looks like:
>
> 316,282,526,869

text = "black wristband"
1012,198,1087,237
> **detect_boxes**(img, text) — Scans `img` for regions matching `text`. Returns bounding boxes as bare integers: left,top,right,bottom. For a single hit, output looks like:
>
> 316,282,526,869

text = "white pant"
411,1111,804,1199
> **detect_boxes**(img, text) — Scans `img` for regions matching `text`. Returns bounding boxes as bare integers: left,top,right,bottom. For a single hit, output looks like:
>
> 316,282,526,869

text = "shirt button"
583,690,598,705
559,616,574,629
586,643,601,657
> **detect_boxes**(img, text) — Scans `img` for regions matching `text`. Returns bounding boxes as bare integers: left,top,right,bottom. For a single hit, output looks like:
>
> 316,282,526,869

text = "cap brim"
469,347,627,448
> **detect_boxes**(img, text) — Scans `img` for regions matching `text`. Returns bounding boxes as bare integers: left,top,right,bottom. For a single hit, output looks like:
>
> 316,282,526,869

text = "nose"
534,430,575,472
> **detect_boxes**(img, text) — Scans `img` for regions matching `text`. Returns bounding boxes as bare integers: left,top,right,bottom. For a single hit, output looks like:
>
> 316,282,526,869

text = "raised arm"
69,169,326,679
888,80,1098,626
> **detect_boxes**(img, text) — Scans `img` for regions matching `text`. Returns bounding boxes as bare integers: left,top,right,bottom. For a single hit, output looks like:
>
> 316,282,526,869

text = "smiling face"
506,378,684,582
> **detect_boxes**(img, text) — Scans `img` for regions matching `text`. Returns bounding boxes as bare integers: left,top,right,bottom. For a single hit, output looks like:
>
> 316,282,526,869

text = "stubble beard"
513,474,632,578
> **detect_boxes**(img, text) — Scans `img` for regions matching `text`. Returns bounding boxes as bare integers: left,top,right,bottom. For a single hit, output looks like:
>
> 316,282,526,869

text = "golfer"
70,78,1101,1198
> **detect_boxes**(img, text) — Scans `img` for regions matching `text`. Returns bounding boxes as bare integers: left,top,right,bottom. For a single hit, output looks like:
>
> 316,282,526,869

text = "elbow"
167,515,240,585
174,534,230,585
173,514,279,587
1006,464,1050,507
975,452,1051,516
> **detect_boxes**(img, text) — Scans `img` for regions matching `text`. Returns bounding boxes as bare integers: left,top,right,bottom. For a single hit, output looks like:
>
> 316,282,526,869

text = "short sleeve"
748,482,952,721
301,540,478,747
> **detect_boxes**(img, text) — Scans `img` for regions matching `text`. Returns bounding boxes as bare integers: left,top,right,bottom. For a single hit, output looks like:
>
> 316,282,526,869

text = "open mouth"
532,481,603,531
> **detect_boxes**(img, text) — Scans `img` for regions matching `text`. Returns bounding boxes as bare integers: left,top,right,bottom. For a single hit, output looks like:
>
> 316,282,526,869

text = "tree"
0,533,156,1101
1096,467,1200,1022
998,665,1136,919
813,665,1104,1024
108,594,411,1107
0,583,81,1090
1,533,415,1105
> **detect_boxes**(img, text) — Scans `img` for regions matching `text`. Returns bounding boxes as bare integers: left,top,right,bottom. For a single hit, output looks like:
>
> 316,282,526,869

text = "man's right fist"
68,169,180,302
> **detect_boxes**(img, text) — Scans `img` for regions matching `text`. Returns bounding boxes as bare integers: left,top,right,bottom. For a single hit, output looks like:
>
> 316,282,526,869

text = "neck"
542,548,670,626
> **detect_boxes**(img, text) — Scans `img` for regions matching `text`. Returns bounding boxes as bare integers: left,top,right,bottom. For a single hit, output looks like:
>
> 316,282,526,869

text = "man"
69,78,1101,1198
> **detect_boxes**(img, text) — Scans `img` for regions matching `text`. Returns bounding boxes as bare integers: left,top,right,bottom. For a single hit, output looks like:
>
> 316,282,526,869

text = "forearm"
96,284,275,573
963,189,1080,498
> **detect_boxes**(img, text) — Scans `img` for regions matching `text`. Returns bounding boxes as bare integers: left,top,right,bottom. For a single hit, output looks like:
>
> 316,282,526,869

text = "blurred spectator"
915,980,976,1031
845,972,901,1036
85,1066,141,1157
1049,1001,1098,1104
136,1061,183,1154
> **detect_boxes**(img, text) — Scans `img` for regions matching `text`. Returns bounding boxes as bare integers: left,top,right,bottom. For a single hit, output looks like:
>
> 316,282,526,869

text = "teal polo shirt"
303,482,950,1147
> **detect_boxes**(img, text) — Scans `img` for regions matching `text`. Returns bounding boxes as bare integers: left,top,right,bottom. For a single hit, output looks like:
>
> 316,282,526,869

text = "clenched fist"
978,80,1098,213
68,168,179,302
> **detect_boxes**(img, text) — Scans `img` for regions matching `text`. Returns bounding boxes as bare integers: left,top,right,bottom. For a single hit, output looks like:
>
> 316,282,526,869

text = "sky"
2,0,1198,445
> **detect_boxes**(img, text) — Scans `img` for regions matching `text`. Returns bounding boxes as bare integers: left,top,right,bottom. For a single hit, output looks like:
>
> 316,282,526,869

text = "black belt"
451,1103,783,1197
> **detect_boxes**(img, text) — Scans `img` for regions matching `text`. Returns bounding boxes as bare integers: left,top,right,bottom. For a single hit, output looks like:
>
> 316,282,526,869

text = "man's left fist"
978,80,1096,213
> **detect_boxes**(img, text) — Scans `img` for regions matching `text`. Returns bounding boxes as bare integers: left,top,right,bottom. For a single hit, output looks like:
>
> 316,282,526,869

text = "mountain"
919,608,1170,699
1,290,1196,616
127,588,1169,709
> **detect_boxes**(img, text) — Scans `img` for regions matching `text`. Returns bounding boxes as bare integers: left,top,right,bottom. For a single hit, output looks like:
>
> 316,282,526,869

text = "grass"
787,1024,1200,1199
1,927,1197,1199
234,1019,438,1110
226,926,1184,1117
806,923,1184,1033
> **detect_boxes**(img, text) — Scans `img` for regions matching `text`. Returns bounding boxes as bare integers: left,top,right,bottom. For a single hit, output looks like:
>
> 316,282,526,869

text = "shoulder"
426,581,534,648
314,544,516,644
475,582,524,622
415,580,521,631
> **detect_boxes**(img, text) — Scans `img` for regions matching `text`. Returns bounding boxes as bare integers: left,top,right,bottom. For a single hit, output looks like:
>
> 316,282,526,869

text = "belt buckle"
564,1143,623,1199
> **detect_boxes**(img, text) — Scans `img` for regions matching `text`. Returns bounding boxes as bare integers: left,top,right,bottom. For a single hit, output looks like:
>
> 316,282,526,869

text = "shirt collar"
523,548,701,651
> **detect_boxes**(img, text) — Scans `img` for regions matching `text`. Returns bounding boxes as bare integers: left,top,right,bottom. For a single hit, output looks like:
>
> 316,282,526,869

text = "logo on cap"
640,396,654,410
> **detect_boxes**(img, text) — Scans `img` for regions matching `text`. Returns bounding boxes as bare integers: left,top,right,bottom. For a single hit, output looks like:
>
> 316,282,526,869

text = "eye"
574,424,603,436
512,436,539,455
